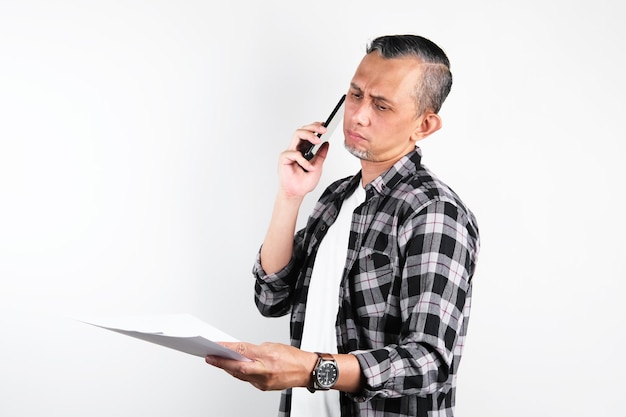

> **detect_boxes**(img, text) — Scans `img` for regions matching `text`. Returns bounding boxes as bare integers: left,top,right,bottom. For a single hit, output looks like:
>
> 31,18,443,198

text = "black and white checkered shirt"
254,148,480,417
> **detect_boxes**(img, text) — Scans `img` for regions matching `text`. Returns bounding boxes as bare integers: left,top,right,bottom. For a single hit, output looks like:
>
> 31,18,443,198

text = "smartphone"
299,94,346,160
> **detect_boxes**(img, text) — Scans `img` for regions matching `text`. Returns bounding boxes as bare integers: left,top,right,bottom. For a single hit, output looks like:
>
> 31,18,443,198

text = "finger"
296,141,329,172
301,121,327,136
215,341,267,363
288,123,327,151
206,355,255,384
206,342,252,369
215,341,242,352
279,150,317,173
310,141,330,162
205,353,254,374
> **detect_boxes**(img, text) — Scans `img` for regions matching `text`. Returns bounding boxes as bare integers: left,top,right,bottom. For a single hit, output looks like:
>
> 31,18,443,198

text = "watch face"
316,362,338,388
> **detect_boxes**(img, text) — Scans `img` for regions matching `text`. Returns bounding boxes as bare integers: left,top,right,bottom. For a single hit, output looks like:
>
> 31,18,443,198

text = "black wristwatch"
307,352,339,393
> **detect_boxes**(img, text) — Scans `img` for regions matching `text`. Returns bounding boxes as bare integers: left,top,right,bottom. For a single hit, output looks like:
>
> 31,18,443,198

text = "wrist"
307,352,339,392
276,189,306,205
301,351,319,388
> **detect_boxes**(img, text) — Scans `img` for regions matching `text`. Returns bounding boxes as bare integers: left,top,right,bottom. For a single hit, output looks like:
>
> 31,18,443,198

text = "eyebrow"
350,82,394,106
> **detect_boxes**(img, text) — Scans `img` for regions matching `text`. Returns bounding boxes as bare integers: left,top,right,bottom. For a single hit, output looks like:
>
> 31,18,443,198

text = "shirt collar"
364,147,423,197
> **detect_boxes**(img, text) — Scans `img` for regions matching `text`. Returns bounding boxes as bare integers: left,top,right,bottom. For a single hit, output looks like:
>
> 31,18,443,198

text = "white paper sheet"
78,313,250,361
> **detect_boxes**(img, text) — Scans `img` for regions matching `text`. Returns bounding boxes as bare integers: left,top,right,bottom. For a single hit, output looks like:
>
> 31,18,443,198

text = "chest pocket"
351,247,394,318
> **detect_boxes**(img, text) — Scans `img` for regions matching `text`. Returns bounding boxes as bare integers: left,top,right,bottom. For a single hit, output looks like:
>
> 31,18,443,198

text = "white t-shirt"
290,184,366,417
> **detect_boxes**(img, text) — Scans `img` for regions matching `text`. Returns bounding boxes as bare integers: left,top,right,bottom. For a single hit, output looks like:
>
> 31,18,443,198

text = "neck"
360,159,396,185
357,146,416,185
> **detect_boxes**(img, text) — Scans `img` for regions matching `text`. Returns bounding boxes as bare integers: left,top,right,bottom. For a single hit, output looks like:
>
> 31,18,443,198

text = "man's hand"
278,122,330,199
205,342,318,391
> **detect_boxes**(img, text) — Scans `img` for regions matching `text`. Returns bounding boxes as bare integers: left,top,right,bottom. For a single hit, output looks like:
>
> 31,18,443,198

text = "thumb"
217,341,254,358
311,141,330,163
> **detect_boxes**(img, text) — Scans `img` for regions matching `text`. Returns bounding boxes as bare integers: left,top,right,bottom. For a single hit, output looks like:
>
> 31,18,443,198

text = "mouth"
346,129,367,144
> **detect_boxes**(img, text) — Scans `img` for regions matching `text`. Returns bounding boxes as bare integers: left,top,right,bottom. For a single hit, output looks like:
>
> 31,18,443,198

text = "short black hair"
366,35,453,115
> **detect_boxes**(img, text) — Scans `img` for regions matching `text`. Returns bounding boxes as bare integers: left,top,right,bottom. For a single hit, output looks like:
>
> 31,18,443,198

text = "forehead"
350,53,423,99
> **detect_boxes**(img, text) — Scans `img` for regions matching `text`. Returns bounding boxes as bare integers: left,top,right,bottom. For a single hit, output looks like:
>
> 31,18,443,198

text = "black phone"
299,94,346,160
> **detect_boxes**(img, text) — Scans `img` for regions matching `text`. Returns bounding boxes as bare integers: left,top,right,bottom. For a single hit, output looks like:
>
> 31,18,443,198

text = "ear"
410,112,442,143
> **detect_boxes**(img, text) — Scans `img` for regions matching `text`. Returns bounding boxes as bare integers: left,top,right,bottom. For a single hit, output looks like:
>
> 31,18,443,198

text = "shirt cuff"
346,349,394,402
252,246,297,288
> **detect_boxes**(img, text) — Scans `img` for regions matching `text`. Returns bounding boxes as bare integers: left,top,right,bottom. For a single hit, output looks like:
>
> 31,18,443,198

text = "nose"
350,99,371,127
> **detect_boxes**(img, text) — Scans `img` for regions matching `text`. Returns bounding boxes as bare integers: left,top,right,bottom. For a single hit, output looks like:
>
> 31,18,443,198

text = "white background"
1,1,625,416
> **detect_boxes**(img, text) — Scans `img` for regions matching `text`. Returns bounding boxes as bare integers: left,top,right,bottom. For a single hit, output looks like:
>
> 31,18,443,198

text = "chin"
344,143,370,161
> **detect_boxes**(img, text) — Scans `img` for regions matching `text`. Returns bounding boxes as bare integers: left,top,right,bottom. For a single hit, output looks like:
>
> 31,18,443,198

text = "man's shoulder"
396,165,457,203
393,164,476,222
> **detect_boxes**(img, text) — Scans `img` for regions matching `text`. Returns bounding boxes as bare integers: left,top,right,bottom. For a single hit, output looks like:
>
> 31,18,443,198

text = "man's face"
343,52,425,163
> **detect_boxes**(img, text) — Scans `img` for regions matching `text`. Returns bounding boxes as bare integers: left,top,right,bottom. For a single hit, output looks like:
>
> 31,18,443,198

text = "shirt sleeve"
253,226,310,318
350,200,479,400
252,247,297,318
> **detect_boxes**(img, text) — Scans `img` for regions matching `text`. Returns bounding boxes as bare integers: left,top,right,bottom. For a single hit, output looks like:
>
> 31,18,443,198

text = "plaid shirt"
253,148,480,417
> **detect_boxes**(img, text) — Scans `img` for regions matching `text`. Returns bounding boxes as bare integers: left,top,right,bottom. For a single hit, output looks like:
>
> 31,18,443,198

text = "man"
206,34,480,417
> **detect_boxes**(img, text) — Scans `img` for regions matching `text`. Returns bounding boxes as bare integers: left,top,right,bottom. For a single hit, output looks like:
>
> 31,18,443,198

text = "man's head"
343,34,451,168
366,34,452,117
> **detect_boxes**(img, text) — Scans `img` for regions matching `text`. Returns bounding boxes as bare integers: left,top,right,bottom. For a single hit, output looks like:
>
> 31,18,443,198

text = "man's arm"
349,200,479,399
259,193,303,274
205,342,364,394
259,123,329,274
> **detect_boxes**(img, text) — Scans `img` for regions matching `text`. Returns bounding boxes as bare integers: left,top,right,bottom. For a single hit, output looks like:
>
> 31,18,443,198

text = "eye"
350,91,362,100
375,103,389,111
